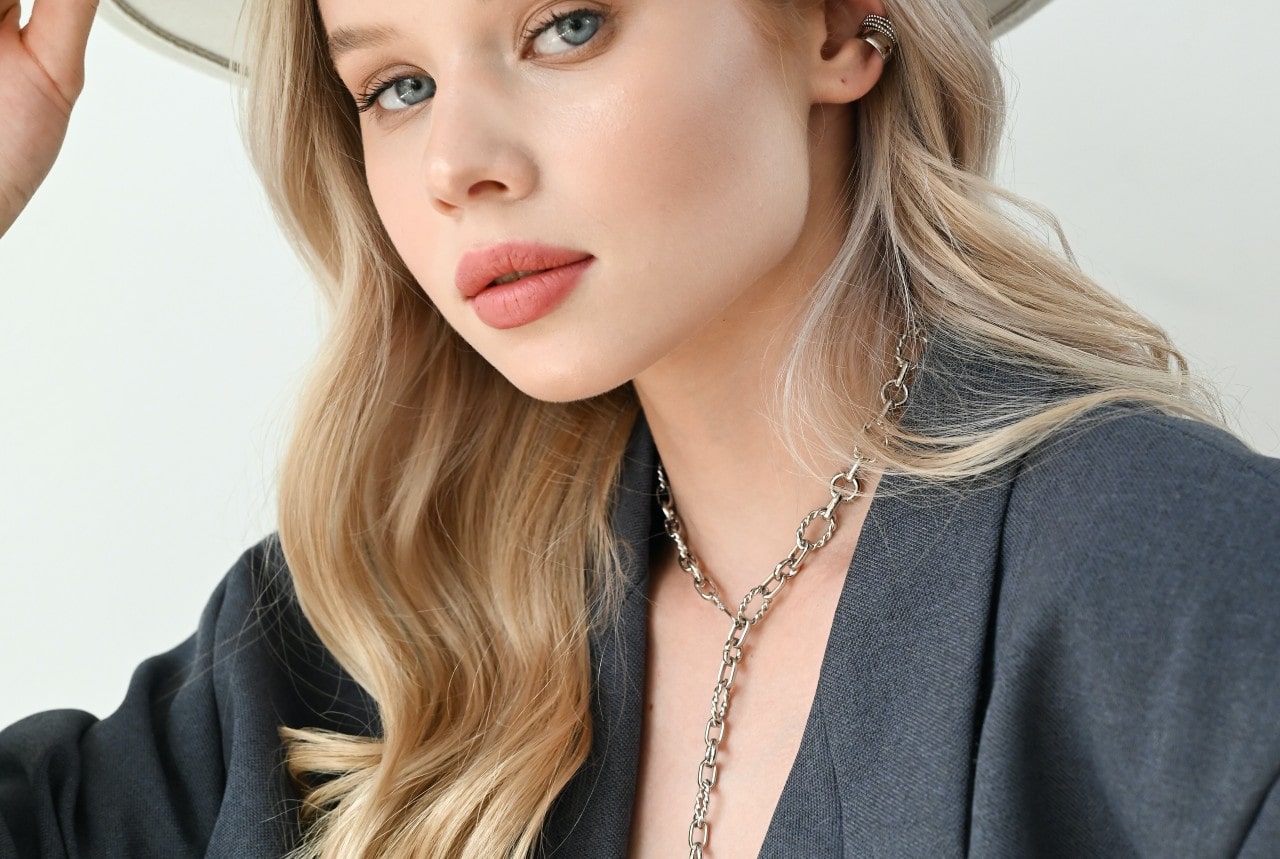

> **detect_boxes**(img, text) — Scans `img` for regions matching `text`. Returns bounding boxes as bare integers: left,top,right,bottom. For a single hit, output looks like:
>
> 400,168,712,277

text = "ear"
804,0,890,105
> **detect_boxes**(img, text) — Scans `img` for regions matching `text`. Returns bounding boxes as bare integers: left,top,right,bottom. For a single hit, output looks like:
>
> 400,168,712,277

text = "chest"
626,559,848,858
537,476,1008,858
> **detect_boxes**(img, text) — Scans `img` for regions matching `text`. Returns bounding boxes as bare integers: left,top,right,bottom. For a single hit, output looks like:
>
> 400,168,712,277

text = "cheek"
363,143,438,281
568,28,813,298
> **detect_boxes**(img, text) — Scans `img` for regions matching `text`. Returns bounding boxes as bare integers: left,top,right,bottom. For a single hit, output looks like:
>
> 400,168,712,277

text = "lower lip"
469,257,595,330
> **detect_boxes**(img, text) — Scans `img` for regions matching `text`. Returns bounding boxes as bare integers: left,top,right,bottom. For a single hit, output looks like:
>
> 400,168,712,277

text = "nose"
424,71,537,216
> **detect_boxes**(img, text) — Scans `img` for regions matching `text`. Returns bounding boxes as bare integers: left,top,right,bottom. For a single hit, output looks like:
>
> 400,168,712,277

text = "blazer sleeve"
971,410,1280,858
0,537,377,859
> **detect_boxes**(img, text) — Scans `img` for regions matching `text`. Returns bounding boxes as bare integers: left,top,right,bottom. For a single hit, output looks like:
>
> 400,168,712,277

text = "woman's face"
321,0,849,402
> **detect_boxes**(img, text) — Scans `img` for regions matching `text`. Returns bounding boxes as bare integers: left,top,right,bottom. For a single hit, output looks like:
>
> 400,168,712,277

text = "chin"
494,355,633,405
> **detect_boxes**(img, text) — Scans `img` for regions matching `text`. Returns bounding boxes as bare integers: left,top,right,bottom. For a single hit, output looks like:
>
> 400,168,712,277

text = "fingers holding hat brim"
17,0,98,102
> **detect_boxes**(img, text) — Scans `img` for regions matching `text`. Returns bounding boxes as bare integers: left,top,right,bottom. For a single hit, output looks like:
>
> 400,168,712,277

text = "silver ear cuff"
857,14,897,61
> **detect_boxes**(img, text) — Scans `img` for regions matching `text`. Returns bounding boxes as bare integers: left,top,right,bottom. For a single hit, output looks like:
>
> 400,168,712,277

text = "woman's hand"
0,0,97,236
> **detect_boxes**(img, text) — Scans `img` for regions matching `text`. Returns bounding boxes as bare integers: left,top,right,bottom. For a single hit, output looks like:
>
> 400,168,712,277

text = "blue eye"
358,75,436,114
354,7,606,117
528,9,604,56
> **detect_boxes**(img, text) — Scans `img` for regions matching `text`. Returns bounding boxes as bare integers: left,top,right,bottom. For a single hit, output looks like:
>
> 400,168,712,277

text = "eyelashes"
354,7,610,118
356,74,435,115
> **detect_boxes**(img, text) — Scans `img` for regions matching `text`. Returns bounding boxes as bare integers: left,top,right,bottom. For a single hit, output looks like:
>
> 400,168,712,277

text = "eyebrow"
327,24,399,63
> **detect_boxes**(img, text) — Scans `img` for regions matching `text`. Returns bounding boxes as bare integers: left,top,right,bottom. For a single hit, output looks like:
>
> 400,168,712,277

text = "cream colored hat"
100,0,1054,78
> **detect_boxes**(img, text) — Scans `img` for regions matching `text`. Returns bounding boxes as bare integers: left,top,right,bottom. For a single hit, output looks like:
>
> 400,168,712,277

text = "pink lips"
455,242,594,330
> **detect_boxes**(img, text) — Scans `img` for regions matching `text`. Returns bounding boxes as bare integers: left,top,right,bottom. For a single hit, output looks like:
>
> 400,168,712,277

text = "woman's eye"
528,9,604,56
362,76,436,114
355,8,604,117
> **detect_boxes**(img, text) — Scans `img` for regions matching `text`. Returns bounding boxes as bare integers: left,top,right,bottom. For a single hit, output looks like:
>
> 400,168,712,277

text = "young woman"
2,0,1277,856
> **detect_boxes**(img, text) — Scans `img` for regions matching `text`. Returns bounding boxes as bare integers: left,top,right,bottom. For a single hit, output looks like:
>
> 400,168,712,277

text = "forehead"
324,22,396,64
314,0,800,68
316,0,502,62
316,0,505,30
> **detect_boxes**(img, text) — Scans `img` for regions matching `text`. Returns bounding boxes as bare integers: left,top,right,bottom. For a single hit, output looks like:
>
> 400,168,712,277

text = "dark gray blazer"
3,383,1278,856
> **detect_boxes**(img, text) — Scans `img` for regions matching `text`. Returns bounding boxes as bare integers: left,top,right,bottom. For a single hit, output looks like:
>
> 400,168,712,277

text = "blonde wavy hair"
235,0,1221,855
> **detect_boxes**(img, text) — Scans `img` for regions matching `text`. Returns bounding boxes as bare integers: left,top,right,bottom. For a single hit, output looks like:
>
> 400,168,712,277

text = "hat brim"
101,0,1054,80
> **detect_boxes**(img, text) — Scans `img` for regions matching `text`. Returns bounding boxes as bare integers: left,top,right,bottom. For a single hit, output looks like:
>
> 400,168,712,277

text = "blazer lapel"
539,418,658,856
762,470,1011,857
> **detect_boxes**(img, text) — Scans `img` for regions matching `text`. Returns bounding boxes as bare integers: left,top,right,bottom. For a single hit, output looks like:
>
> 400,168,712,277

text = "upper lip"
455,242,593,299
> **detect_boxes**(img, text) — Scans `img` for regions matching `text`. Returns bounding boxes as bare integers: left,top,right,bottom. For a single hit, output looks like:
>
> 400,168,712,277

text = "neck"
632,268,882,600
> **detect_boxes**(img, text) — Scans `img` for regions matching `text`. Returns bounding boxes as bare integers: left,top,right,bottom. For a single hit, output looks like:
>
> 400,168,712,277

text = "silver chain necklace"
655,331,920,858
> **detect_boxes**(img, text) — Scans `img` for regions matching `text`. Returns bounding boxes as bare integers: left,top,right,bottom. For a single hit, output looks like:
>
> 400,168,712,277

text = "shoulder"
973,410,1280,855
996,406,1280,692
211,535,378,735
1002,407,1280,593
0,535,375,857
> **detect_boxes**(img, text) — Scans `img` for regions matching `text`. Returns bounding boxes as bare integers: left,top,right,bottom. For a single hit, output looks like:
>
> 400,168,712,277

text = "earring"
857,14,897,61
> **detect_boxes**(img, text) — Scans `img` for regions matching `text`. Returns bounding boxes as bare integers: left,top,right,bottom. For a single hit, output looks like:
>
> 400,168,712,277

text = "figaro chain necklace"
655,330,921,858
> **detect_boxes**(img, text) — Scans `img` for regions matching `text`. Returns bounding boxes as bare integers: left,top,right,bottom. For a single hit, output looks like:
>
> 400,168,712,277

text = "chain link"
655,328,921,859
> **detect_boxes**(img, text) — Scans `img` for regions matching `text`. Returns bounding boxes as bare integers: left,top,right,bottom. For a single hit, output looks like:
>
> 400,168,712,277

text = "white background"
1,0,1277,727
